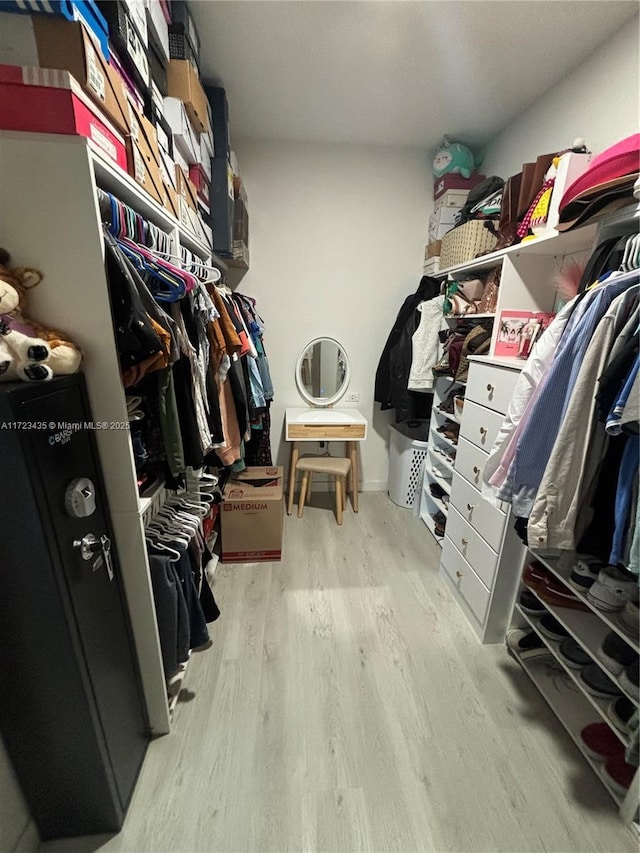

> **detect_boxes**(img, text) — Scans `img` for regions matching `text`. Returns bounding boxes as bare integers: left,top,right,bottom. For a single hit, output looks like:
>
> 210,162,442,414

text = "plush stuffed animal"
0,249,82,382
432,136,480,179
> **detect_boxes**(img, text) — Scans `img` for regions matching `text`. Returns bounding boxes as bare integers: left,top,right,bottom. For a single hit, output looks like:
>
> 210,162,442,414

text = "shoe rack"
419,375,464,544
509,551,639,822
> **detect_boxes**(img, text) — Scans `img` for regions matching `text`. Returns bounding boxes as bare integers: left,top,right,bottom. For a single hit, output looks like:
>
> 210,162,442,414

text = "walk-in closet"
0,2,638,852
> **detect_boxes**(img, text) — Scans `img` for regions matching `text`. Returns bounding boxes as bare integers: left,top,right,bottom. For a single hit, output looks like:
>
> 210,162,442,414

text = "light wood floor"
40,493,636,853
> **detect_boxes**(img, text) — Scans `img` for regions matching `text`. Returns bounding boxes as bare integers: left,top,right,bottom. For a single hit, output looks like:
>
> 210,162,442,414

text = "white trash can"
388,422,430,508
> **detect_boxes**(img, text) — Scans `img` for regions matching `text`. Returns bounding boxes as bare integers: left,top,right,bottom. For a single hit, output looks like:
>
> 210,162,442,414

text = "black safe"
0,375,149,840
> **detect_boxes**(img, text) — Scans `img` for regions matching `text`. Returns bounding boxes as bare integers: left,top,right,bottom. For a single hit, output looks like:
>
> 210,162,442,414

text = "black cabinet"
0,375,149,840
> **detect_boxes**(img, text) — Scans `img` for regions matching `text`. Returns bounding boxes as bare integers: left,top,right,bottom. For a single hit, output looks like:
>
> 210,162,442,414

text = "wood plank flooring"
39,493,636,853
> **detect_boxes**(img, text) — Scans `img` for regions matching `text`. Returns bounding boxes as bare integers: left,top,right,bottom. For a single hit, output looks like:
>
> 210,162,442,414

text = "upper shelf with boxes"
0,0,250,283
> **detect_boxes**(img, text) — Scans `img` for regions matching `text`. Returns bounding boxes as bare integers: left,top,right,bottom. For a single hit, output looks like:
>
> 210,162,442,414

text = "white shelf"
515,604,632,748
532,553,640,657
445,312,495,321
90,147,226,266
514,654,624,807
421,509,444,546
425,464,452,492
428,445,455,476
468,354,526,371
435,247,506,279
422,483,449,517
431,427,458,453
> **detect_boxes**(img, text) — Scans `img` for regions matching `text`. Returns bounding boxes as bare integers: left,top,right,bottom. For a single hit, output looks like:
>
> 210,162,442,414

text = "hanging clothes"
407,294,449,391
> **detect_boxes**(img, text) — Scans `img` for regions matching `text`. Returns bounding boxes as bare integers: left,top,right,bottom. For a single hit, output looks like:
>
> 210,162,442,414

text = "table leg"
287,443,299,516
349,441,359,512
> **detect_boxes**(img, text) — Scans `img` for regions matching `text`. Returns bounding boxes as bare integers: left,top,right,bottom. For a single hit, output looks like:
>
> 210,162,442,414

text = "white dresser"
439,356,527,642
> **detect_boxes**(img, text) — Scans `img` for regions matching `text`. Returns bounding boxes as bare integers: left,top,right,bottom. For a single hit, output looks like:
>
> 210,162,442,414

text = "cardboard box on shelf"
433,172,485,200
434,188,470,212
189,163,210,207
163,95,199,164
428,218,456,242
425,240,441,260
97,1,149,95
175,164,199,211
125,101,165,205
221,467,284,563
206,156,234,255
23,16,132,136
166,59,209,133
146,0,170,63
431,205,460,226
423,256,441,275
0,64,127,170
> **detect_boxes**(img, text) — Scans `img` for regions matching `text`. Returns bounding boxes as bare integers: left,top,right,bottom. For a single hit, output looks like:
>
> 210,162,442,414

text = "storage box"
431,206,460,226
206,157,234,255
434,188,470,212
122,0,147,45
175,164,198,211
434,172,485,200
0,0,110,60
168,0,199,70
163,95,198,163
221,467,284,563
189,163,210,206
97,1,149,95
428,219,456,242
146,0,170,62
125,100,165,204
205,85,229,161
147,39,167,96
423,256,440,275
439,219,498,270
425,240,441,260
15,16,132,135
166,59,209,133
0,63,127,169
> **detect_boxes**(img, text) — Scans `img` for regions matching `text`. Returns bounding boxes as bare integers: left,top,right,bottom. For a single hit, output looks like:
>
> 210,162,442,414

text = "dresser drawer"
466,362,520,414
445,505,499,588
455,437,487,489
450,471,506,552
460,401,505,452
441,537,490,626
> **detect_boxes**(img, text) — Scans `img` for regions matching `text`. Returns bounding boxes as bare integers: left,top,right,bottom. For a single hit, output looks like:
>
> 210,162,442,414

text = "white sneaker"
587,566,639,613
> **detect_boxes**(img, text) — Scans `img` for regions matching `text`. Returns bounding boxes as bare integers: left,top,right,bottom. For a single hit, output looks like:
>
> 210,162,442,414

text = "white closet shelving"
425,201,640,821
0,130,225,735
510,551,639,820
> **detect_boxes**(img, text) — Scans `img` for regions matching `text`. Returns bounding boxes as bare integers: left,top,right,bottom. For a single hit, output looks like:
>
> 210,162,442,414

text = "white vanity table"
285,407,368,515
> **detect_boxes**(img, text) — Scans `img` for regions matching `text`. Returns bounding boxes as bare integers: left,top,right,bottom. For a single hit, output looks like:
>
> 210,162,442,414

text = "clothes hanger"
145,536,182,561
146,522,191,548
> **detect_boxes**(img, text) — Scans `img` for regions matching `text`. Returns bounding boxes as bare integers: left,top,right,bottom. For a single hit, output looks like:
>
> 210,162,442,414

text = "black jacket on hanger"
374,276,440,422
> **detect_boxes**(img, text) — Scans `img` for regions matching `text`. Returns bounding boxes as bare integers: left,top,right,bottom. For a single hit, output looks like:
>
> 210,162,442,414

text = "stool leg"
335,476,343,525
307,471,313,501
287,443,299,515
349,442,359,512
298,471,309,518
342,475,348,511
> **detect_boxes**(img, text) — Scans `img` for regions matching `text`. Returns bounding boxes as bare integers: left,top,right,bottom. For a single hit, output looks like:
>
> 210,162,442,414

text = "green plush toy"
432,136,480,179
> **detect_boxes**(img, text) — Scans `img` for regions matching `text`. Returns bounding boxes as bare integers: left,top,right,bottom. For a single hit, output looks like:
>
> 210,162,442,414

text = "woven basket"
440,220,498,269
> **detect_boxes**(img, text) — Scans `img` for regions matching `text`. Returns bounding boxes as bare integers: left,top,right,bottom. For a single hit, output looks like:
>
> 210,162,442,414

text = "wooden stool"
295,455,352,525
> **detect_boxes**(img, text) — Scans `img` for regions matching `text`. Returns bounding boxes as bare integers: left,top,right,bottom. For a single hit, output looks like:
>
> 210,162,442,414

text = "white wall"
233,141,431,490
482,20,639,177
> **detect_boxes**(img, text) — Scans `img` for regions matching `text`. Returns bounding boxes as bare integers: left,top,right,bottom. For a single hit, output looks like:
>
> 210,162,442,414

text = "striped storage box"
439,219,499,270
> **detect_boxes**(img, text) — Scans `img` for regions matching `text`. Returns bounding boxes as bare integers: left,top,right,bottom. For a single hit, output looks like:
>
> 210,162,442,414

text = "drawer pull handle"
461,538,468,546
467,503,476,511
479,427,487,436
456,571,463,579
486,384,495,393
473,466,480,479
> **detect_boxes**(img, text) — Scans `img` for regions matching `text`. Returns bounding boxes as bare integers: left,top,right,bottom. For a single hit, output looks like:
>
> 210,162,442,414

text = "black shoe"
506,629,548,660
606,696,636,734
537,615,570,642
619,658,639,699
596,633,637,675
519,590,547,616
558,638,594,669
429,482,447,501
580,663,622,699
431,511,446,537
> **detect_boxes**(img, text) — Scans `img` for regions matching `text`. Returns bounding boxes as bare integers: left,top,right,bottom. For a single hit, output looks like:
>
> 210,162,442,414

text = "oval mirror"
295,337,351,408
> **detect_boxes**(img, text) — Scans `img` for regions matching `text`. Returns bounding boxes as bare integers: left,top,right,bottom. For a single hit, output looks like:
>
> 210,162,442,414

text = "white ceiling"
191,1,638,151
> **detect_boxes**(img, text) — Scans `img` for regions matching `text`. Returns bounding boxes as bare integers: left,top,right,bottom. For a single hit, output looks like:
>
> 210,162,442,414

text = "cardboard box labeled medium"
221,467,284,563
